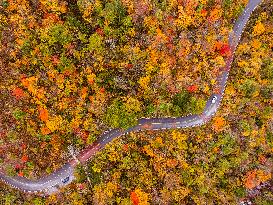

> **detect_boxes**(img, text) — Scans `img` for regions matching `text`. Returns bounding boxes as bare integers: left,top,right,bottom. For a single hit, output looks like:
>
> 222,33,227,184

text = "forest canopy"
0,0,272,204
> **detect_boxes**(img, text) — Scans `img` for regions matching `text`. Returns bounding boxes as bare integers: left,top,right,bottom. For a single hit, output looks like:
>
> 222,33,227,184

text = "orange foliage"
41,126,51,135
39,108,49,122
166,159,178,168
21,155,28,163
244,170,272,189
258,155,266,164
130,191,139,205
18,171,24,177
123,144,129,152
208,5,222,22
12,87,25,99
81,87,88,100
212,116,226,131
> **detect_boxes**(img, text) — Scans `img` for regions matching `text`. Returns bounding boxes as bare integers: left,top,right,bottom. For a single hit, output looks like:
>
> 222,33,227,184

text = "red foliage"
12,87,25,99
21,155,28,163
219,44,231,56
73,128,89,142
52,55,60,65
130,191,139,205
96,28,104,36
100,87,105,93
77,183,85,190
214,42,231,57
187,85,198,93
18,171,24,177
126,63,133,69
201,9,208,16
21,143,27,150
15,164,22,170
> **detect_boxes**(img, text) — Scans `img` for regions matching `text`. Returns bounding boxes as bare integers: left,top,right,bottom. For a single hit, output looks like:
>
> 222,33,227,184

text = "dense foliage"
0,0,272,204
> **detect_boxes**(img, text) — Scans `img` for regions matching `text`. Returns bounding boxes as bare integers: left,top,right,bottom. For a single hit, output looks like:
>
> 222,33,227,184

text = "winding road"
0,0,268,203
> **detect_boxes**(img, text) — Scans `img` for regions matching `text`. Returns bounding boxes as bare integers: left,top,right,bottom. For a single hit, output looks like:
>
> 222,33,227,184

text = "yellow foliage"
155,137,163,145
225,85,235,96
83,5,94,20
256,170,271,183
40,0,67,13
145,62,156,74
172,187,191,201
58,98,69,110
56,74,65,89
237,43,250,54
105,182,118,198
124,97,142,113
171,130,188,141
175,6,195,28
134,188,150,205
237,60,249,68
138,75,151,91
242,130,250,137
203,84,210,94
210,79,216,86
128,28,136,37
253,21,265,36
260,12,268,20
46,115,63,132
143,145,155,157
213,56,226,67
251,39,262,49
108,150,119,162
87,73,96,85
180,160,189,169
250,57,262,70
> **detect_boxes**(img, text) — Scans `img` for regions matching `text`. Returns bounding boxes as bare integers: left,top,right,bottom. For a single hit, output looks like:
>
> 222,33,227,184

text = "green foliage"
261,85,273,99
103,0,127,27
239,79,259,98
12,109,26,120
57,54,74,72
1,0,8,8
239,120,251,132
32,197,45,205
266,131,273,148
46,24,73,46
234,187,246,197
36,134,51,142
20,40,32,55
87,33,104,52
7,130,18,141
261,58,273,80
2,194,17,205
104,99,138,129
172,90,191,112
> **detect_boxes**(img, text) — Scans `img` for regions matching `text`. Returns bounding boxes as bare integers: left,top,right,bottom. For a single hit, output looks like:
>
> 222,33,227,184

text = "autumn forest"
0,0,273,204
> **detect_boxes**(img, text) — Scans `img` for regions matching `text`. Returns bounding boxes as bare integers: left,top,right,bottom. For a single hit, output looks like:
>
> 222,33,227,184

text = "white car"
212,96,218,104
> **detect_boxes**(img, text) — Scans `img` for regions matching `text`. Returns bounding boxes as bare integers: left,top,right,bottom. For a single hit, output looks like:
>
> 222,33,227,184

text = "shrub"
172,89,191,113
239,79,259,98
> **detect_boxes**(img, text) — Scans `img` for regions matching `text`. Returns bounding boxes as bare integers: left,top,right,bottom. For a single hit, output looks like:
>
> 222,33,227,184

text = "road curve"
0,0,265,202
